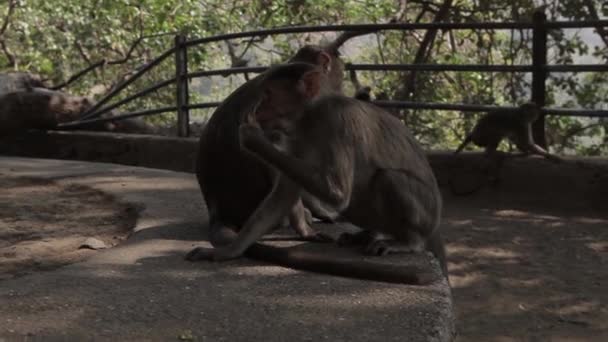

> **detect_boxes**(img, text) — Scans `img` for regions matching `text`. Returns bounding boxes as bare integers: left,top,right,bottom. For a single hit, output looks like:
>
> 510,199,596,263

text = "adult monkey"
189,63,445,285
188,31,372,255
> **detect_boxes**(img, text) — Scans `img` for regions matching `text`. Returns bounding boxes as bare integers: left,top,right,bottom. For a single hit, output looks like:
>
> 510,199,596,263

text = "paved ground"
0,157,453,342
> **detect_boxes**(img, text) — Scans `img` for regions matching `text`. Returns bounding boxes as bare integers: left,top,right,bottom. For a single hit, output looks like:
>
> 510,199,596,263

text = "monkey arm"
240,123,351,211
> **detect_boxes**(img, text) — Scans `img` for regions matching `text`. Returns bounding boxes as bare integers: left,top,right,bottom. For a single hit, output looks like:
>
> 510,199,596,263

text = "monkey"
187,33,362,260
0,88,91,136
347,65,372,101
454,102,562,162
188,63,446,284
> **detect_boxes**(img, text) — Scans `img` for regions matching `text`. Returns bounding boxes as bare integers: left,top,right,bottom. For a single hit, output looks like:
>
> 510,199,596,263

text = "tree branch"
398,0,453,101
52,31,176,90
0,0,16,36
324,17,398,54
0,0,17,68
582,0,608,47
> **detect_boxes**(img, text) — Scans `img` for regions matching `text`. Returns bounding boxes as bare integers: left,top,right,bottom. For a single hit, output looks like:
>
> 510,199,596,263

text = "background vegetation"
0,0,606,154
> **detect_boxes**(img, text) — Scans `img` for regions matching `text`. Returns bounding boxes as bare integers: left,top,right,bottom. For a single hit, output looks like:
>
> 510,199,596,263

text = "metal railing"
58,11,608,146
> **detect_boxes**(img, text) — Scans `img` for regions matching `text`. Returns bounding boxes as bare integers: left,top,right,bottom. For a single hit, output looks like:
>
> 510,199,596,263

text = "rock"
79,237,109,250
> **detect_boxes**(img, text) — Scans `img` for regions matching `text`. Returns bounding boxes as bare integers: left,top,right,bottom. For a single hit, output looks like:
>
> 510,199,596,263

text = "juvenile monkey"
190,63,446,282
455,103,562,162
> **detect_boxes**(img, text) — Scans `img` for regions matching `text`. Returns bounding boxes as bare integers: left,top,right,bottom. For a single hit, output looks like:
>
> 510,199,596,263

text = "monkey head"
355,86,372,101
519,102,541,122
289,45,344,93
253,63,323,124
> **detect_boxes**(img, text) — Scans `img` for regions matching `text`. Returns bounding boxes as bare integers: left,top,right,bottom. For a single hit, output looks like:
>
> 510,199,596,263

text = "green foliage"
0,0,605,154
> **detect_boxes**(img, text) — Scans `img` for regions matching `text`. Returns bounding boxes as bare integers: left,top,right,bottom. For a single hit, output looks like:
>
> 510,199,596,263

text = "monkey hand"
239,123,266,148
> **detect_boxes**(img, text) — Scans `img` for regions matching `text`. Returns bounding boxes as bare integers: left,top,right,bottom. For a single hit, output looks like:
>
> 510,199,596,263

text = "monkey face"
520,102,540,122
256,82,306,122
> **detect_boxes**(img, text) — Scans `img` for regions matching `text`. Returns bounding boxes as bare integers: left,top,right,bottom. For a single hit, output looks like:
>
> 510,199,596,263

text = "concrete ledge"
0,157,454,342
1,131,606,198
0,130,199,173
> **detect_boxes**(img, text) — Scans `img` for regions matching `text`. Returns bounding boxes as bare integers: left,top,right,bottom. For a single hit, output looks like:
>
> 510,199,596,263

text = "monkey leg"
289,198,334,242
360,169,439,257
185,221,239,261
209,175,302,261
302,193,341,223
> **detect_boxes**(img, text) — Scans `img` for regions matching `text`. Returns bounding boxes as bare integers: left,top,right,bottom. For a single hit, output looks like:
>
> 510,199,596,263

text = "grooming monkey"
190,63,446,284
455,102,562,162
188,31,372,258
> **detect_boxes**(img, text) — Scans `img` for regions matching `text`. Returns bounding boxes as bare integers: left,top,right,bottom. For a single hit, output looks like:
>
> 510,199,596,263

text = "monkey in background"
455,102,562,162
189,63,446,285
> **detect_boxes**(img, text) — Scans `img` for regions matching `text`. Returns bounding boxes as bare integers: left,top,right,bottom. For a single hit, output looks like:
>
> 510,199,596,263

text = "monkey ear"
317,52,332,72
298,70,322,99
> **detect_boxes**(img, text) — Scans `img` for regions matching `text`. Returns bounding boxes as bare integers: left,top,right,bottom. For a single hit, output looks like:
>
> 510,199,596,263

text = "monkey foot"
185,246,215,261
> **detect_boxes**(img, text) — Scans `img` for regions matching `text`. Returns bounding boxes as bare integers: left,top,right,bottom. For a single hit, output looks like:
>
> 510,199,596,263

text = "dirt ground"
442,178,608,341
1,163,606,341
0,175,137,279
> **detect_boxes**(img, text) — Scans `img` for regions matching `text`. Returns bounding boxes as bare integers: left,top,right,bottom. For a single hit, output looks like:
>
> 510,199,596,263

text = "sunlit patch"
445,261,469,272
500,277,543,288
550,300,601,316
446,243,476,254
450,272,486,288
225,265,299,277
267,286,431,311
494,209,530,217
585,241,608,253
443,218,473,227
86,176,197,191
447,244,520,261
493,210,561,222
575,217,608,224
546,221,565,228
474,247,521,259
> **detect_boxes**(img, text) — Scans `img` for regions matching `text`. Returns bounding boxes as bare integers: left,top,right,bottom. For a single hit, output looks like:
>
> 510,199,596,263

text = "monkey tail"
245,243,436,285
454,134,472,154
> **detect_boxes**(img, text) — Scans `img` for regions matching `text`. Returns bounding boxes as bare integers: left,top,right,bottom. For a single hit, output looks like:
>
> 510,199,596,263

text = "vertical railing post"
175,34,190,137
531,9,547,148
